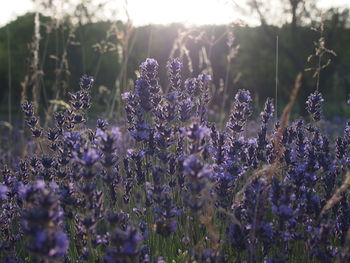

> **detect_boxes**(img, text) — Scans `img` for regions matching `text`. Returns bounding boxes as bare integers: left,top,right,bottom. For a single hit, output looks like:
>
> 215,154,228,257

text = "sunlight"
108,0,244,26
1,0,349,27
0,0,33,26
0,0,244,26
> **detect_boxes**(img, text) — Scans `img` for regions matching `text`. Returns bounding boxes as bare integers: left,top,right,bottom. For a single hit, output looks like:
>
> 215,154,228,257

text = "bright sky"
1,0,349,27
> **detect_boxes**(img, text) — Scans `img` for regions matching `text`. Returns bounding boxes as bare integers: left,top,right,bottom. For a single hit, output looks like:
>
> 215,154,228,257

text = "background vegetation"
0,2,349,123
0,1,350,262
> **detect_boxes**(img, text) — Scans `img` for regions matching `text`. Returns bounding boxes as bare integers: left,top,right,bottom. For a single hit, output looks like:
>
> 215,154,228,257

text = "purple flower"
261,98,275,124
184,78,199,96
104,227,143,262
50,231,69,257
167,58,182,92
135,77,152,112
73,148,100,167
178,98,194,122
96,126,122,153
183,155,204,177
140,58,160,105
182,123,210,142
21,180,69,260
306,91,324,121
197,74,212,103
235,89,252,104
79,74,94,90
0,183,8,200
140,58,159,81
97,119,108,130
27,117,38,128
21,101,35,117
227,89,252,134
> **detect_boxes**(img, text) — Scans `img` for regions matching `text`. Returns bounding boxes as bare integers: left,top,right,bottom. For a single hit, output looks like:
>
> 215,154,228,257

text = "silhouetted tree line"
0,8,349,121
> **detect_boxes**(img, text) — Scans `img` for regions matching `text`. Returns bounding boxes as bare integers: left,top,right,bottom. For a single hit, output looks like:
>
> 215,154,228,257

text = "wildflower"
0,184,8,200
47,128,60,142
197,74,212,123
184,78,199,97
261,98,275,124
27,117,38,128
227,89,252,134
182,123,210,142
183,155,212,211
97,126,122,153
140,58,160,106
306,91,324,121
140,58,159,85
31,127,42,138
235,89,252,104
21,101,35,117
104,227,143,263
79,74,94,90
97,119,108,131
167,58,182,92
135,77,152,112
21,180,69,261
178,98,194,122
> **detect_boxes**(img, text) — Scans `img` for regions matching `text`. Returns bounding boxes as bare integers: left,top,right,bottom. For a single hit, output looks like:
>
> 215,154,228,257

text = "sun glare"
1,0,242,26
112,0,241,26
1,0,349,27
0,1,34,26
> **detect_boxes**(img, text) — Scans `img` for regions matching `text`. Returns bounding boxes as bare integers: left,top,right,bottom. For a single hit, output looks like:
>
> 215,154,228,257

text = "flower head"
79,75,94,90
306,91,324,121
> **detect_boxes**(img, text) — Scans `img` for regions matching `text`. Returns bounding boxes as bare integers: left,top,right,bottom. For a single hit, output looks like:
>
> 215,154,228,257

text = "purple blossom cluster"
1,59,350,263
306,91,324,121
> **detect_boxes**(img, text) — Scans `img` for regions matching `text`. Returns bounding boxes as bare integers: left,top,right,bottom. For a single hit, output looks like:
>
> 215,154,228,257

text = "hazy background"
2,0,349,26
0,0,350,124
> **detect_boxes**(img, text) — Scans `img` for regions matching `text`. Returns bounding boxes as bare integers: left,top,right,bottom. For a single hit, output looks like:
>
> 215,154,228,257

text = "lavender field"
0,57,349,262
1,1,350,263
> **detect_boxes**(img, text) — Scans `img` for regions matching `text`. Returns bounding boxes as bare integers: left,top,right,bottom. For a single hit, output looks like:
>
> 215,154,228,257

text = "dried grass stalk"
32,12,41,113
321,171,350,215
233,72,302,204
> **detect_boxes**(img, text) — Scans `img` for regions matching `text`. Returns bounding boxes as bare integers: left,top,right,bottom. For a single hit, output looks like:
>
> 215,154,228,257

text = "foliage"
1,10,350,120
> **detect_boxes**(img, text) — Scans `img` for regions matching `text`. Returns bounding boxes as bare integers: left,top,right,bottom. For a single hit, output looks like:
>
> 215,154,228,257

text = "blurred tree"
0,7,349,121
